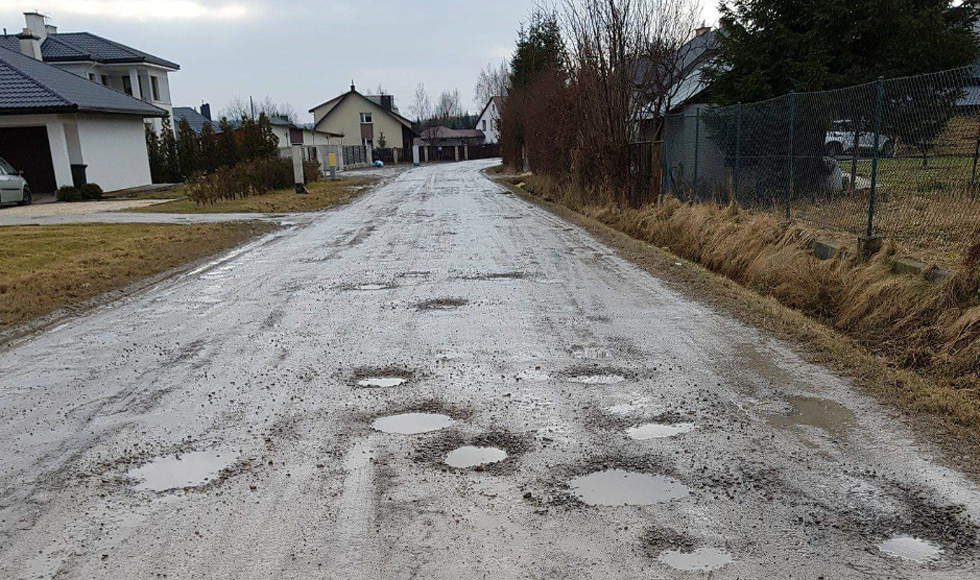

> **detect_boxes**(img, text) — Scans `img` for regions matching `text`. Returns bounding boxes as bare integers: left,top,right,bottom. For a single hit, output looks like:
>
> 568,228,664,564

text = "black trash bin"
70,164,88,188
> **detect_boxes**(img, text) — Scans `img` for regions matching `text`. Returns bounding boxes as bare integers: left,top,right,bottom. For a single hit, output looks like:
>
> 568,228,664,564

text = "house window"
482,120,487,131
101,75,109,86
88,73,96,82
362,138,374,148
122,76,133,96
360,112,372,124
151,76,161,101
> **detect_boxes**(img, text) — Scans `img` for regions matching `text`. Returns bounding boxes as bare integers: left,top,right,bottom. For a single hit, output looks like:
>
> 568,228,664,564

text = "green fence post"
866,77,884,241
693,107,701,197
786,92,795,219
734,103,742,203
660,125,668,204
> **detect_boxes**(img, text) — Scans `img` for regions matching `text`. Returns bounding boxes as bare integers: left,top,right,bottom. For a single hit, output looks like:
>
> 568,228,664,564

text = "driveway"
0,160,977,579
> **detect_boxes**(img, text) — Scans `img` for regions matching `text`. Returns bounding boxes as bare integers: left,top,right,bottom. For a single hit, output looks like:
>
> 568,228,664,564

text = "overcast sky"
0,0,720,120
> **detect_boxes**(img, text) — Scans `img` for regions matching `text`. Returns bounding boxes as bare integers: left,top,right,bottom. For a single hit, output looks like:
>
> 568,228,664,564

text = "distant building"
309,84,417,150
474,96,505,144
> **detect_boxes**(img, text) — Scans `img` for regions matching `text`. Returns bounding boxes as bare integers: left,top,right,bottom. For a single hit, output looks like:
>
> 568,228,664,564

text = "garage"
0,126,56,193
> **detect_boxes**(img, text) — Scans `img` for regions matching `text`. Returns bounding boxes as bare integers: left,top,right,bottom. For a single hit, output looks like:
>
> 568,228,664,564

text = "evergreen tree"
145,124,164,184
199,122,219,174
159,118,182,182
176,117,200,178
705,0,980,104
217,117,239,168
509,10,564,91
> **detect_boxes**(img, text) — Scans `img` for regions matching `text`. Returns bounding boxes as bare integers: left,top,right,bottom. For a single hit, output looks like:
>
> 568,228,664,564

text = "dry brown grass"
518,173,980,428
133,177,378,214
0,222,271,331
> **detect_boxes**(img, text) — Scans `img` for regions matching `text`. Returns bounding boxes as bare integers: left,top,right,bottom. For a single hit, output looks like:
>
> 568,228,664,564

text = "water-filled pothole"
767,396,854,438
444,446,508,468
356,284,391,291
372,413,453,435
417,298,468,311
877,536,943,563
658,547,733,571
628,422,695,440
357,377,407,388
568,374,625,385
128,450,232,492
569,470,689,506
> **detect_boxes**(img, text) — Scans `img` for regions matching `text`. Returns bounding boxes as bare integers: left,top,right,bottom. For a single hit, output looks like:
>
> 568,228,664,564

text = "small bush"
80,183,103,200
303,159,322,183
56,186,82,202
186,157,293,206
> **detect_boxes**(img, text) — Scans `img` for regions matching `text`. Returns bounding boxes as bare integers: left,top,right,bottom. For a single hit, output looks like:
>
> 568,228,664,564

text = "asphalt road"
1,160,978,579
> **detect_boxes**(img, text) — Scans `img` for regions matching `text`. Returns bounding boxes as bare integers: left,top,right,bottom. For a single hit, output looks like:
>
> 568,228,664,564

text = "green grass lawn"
849,156,980,197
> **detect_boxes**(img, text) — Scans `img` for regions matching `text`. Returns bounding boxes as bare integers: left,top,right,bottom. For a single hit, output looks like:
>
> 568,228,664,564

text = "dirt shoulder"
493,173,980,477
0,221,274,335
132,177,379,214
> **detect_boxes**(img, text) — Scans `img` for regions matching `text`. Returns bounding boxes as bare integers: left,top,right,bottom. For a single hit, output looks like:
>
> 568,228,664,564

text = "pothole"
356,283,392,291
127,450,232,492
562,366,632,385
878,536,943,563
372,413,453,435
357,377,407,388
766,395,854,438
416,298,468,311
568,374,626,385
444,446,508,469
568,470,689,506
460,271,528,281
627,422,695,440
658,547,733,571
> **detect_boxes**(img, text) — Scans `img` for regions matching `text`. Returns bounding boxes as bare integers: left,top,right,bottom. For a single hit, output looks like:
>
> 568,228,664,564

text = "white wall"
476,99,501,144
75,115,153,191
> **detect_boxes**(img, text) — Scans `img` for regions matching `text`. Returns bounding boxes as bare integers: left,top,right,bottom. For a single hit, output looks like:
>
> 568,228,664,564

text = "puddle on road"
570,345,613,360
444,446,508,468
372,413,453,435
357,377,407,388
417,298,468,311
568,374,626,385
627,422,695,440
128,450,232,492
569,470,689,506
878,536,943,563
767,396,854,438
659,547,733,571
356,284,391,291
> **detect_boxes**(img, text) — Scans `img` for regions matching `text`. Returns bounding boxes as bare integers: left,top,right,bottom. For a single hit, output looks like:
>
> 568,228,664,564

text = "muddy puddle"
658,547,733,571
877,536,943,563
357,377,407,388
372,413,453,435
627,422,695,440
444,446,508,468
568,374,626,385
128,450,232,492
417,298,468,311
569,470,689,506
767,396,854,438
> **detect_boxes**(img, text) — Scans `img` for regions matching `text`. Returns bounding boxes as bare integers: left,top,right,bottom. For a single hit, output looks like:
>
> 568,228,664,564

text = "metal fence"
661,65,980,263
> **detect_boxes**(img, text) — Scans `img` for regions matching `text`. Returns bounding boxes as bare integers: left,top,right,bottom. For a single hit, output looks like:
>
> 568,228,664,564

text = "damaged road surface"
2,160,979,579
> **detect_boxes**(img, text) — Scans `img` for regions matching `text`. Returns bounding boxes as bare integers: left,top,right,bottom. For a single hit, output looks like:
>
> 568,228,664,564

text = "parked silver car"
825,120,894,158
0,156,31,205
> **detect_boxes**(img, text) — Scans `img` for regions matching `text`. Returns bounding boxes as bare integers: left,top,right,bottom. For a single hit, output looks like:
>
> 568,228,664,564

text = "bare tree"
411,83,432,125
474,60,510,107
221,95,300,123
434,89,464,123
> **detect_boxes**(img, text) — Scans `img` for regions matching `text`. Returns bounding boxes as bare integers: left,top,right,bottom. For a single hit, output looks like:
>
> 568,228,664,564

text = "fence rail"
659,65,980,264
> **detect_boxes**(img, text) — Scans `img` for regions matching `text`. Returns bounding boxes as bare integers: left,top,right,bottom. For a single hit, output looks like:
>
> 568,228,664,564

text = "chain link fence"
661,66,980,265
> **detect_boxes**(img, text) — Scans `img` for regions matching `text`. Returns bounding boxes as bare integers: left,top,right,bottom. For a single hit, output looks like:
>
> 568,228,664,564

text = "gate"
627,141,653,207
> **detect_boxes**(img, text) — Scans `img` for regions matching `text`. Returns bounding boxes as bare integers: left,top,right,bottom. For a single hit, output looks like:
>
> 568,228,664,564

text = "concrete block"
813,240,845,261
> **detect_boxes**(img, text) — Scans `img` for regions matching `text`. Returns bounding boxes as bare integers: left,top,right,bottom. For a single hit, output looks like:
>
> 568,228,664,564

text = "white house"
474,96,504,144
0,41,166,193
0,12,179,134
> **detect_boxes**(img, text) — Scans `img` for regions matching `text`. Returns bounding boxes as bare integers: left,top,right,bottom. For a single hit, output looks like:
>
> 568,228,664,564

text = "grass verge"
497,173,980,471
0,222,272,332
132,177,378,214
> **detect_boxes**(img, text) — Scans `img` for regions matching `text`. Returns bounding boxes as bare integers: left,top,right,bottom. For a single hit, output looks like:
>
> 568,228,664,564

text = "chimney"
24,12,48,41
200,102,212,121
380,95,393,111
17,28,42,60
694,25,710,37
